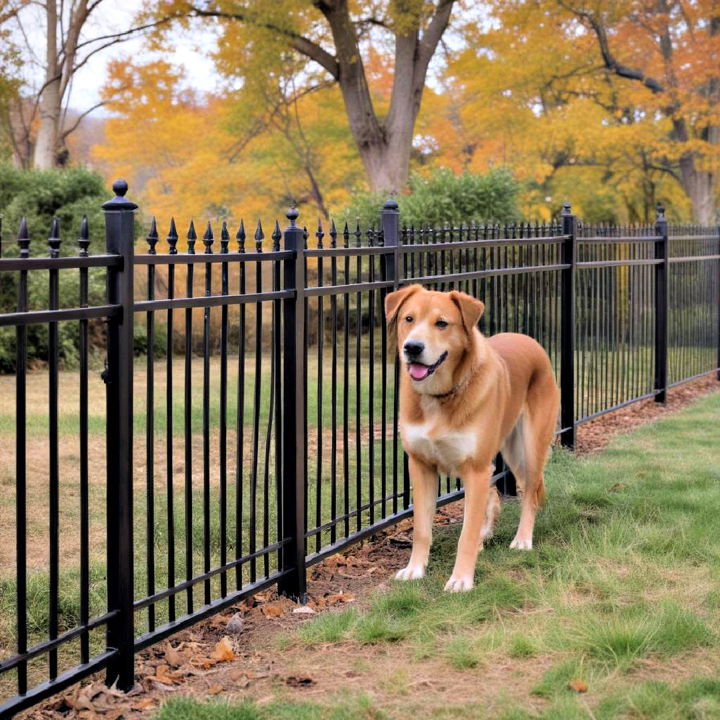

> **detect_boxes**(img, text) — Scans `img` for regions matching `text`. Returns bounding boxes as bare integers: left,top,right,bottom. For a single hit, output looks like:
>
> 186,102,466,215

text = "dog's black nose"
403,340,425,358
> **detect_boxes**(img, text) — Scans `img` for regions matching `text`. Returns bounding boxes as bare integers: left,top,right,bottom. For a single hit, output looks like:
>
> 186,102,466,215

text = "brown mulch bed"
19,373,720,719
575,372,719,455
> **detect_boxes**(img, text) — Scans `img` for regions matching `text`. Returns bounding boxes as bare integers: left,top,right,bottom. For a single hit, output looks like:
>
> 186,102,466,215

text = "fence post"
560,202,577,449
654,204,669,403
103,180,136,690
380,197,399,290
379,198,411,508
278,206,307,602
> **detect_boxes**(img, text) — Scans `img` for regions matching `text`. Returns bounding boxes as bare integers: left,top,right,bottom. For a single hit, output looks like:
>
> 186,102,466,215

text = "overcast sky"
17,0,220,115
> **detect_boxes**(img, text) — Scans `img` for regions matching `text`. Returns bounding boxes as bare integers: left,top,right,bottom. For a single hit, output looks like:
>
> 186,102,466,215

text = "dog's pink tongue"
409,363,430,381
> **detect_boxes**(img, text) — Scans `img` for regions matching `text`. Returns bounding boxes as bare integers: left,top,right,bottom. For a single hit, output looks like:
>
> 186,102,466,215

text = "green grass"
154,695,385,720
269,392,720,718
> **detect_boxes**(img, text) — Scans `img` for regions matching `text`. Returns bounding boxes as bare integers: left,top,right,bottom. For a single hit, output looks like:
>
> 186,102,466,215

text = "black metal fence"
0,182,718,715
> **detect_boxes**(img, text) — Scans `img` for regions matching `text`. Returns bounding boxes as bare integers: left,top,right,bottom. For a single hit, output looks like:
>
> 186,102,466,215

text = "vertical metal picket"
278,206,308,601
717,220,720,382
560,202,577,449
103,180,136,690
654,204,669,403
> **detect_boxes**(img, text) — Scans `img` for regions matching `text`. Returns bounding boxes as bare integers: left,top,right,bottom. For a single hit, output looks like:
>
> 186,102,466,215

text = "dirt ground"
17,372,720,719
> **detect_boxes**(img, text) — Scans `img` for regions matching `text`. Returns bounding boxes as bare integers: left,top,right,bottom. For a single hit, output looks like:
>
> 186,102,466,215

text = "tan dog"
385,285,560,592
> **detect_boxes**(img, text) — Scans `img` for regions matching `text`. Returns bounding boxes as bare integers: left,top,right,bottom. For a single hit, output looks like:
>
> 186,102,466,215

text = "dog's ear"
449,290,485,333
385,284,422,326
385,285,422,349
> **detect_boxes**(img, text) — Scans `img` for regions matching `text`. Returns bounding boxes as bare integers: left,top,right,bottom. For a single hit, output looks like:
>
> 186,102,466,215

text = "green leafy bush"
0,166,110,372
343,167,521,230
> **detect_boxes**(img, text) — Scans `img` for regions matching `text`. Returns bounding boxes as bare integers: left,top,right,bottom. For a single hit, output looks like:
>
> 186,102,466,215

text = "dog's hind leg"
503,376,559,550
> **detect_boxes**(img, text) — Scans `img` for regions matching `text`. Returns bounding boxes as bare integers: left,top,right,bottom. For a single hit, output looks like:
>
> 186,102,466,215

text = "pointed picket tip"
17,216,30,257
203,220,214,253
254,219,264,245
48,217,61,256
147,216,159,255
78,215,90,256
49,216,60,240
18,216,29,240
236,219,246,250
187,219,197,240
167,217,179,255
272,220,281,250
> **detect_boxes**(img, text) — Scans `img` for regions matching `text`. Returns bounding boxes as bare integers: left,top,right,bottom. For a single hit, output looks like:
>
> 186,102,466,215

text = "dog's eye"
436,319,448,328
405,316,413,323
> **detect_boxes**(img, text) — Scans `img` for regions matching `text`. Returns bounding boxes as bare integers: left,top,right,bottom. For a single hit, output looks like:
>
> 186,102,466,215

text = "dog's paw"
444,575,474,592
509,536,533,550
395,564,425,581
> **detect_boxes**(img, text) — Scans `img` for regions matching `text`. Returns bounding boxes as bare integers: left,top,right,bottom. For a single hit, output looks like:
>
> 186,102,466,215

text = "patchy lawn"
154,392,720,719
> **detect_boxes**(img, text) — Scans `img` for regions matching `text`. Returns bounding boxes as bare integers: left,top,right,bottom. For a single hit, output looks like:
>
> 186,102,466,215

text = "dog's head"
385,284,485,395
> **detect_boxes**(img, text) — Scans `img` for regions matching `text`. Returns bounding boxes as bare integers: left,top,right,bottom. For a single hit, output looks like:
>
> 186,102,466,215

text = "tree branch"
187,6,339,80
74,16,179,51
559,1,665,94
60,99,106,138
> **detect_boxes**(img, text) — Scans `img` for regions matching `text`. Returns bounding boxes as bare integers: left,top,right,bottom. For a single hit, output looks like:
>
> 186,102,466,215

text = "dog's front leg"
395,456,437,581
445,463,492,592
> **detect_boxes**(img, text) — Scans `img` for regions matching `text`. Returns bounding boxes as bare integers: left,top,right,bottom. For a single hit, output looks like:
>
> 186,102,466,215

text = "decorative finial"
203,220,213,253
187,220,197,253
147,217,159,255
286,204,299,228
102,179,138,211
561,201,572,216
383,197,399,212
18,217,30,258
272,220,281,251
167,218,178,254
329,219,337,247
78,215,90,257
48,217,61,257
113,179,128,197
255,219,264,249
316,218,324,248
220,221,229,253
656,203,666,220
236,219,246,252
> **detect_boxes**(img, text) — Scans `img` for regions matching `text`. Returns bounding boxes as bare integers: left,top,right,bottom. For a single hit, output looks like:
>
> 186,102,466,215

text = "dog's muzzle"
406,351,448,381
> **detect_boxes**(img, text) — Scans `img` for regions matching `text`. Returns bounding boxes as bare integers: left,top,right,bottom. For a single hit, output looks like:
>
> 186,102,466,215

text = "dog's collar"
429,381,463,400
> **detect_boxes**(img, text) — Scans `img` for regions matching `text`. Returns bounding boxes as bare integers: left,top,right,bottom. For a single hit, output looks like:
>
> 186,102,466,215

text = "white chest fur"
400,421,477,475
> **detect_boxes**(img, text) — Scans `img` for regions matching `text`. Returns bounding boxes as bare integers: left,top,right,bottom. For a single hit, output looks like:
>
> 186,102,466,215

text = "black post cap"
102,179,138,211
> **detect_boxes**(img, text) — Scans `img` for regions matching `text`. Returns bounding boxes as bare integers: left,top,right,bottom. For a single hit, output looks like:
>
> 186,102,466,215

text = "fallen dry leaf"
164,642,185,668
207,684,224,695
261,603,283,618
211,636,235,662
131,698,156,710
568,679,588,693
325,592,355,605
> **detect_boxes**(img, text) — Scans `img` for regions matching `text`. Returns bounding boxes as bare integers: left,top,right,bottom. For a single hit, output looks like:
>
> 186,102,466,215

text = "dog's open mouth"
407,352,448,381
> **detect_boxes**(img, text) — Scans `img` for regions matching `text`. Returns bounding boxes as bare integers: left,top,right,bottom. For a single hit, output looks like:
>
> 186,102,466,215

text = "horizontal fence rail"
1,184,718,715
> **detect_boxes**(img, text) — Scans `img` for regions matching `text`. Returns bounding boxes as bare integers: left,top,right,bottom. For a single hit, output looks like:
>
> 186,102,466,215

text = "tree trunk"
33,0,60,169
679,155,716,225
359,131,414,193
